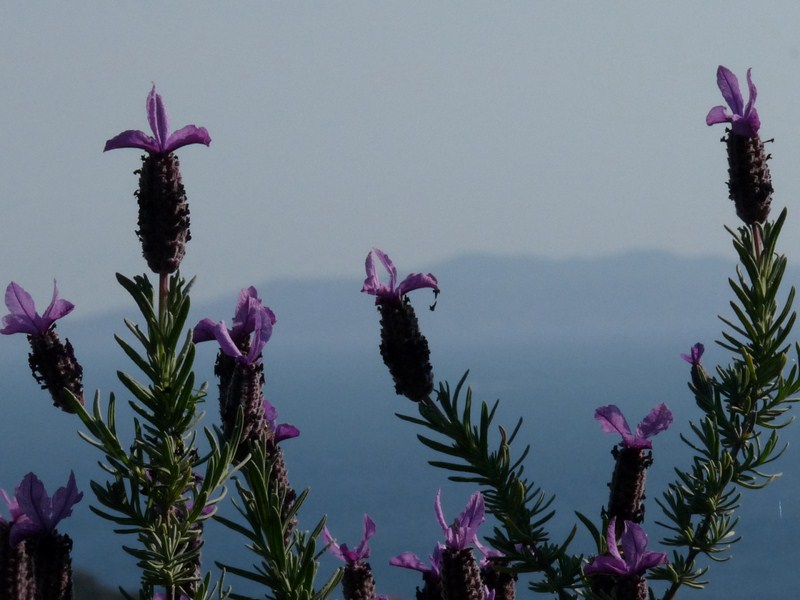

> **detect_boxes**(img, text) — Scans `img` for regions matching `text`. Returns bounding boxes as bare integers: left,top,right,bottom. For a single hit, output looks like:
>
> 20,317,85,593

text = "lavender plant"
0,64,795,600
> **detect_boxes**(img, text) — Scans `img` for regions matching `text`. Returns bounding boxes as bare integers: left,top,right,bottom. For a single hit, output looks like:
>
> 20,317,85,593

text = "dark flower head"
1,281,74,336
3,472,83,547
595,404,673,450
706,66,760,138
104,84,210,155
362,248,439,305
681,342,704,367
583,518,667,578
323,514,376,564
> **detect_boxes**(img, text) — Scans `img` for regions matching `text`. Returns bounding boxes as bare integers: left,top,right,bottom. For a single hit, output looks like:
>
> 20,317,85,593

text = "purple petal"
14,473,49,533
212,321,243,359
373,248,397,292
583,554,629,577
361,251,391,298
354,514,376,559
103,129,160,153
605,517,623,562
716,65,743,116
9,518,42,547
2,282,39,334
594,405,634,446
620,521,667,574
192,318,219,343
389,551,429,572
635,403,673,441
164,125,212,153
322,526,345,562
744,68,757,118
147,85,170,152
48,471,83,530
274,423,300,442
232,288,261,334
434,489,448,534
451,492,484,548
396,272,439,297
705,105,731,126
41,280,74,325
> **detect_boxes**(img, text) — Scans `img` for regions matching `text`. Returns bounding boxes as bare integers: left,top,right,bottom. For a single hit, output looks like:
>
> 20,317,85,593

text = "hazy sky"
4,2,800,314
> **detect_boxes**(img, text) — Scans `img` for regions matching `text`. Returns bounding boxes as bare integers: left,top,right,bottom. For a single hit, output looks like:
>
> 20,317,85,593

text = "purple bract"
361,248,439,305
595,404,673,450
323,514,376,564
583,517,667,578
435,489,485,550
263,398,300,442
104,84,211,155
390,544,443,580
706,66,761,138
2,472,83,547
681,342,704,367
1,281,74,336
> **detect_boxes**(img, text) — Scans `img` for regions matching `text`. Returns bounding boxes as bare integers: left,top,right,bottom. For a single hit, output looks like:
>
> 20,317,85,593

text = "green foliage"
215,442,342,600
70,273,240,599
651,211,800,599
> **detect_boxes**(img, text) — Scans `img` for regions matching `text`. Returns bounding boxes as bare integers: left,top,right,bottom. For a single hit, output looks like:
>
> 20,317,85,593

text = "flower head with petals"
194,287,277,365
435,490,485,550
263,398,300,443
362,248,439,305
595,404,673,450
706,66,761,137
1,281,74,336
104,84,211,155
6,471,83,547
583,518,667,578
323,514,376,564
681,342,704,367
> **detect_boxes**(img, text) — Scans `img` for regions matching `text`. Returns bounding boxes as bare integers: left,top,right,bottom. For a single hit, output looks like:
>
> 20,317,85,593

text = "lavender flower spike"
584,517,667,578
706,66,760,138
104,85,211,154
362,248,439,305
1,281,73,335
8,472,83,547
435,489,485,549
595,404,673,449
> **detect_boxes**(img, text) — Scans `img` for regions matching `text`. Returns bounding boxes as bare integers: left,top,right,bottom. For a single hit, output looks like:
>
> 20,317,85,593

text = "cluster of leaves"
69,273,240,599
651,210,800,598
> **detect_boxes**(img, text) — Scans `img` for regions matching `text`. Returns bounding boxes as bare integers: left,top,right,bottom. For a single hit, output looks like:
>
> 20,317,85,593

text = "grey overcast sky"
3,2,800,313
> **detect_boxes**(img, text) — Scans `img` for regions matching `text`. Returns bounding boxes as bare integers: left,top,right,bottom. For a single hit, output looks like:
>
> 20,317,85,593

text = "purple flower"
3,472,83,547
390,544,443,580
361,248,439,305
1,281,74,336
706,66,761,137
435,490,485,550
263,398,300,442
583,518,667,578
104,85,211,155
595,404,673,450
194,287,276,365
681,342,704,367
323,514,376,564
154,594,189,600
